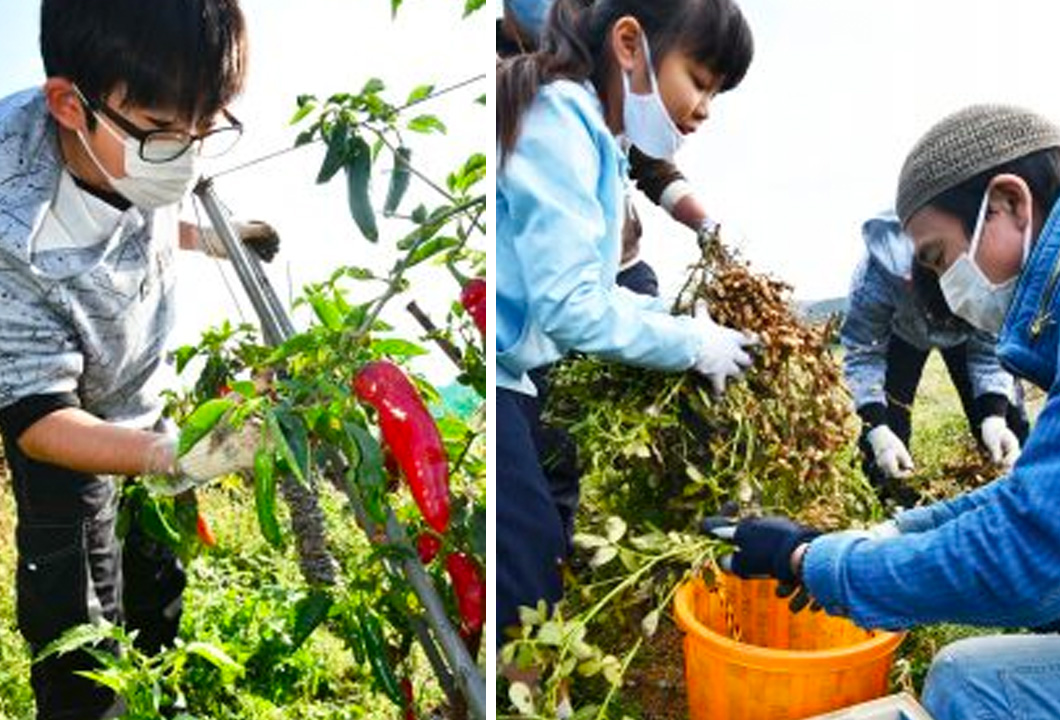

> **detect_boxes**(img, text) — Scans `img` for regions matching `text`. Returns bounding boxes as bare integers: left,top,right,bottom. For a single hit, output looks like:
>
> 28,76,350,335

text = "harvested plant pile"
548,234,867,530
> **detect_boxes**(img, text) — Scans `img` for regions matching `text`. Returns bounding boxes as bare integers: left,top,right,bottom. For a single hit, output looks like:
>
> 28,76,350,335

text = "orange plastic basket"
674,576,905,720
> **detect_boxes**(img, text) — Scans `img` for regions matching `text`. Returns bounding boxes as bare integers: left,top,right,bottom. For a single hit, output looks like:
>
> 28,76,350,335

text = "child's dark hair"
497,0,753,160
928,148,1060,238
41,0,248,127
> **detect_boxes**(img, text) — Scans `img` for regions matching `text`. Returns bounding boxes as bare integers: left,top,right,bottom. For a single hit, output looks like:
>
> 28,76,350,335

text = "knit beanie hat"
896,104,1060,226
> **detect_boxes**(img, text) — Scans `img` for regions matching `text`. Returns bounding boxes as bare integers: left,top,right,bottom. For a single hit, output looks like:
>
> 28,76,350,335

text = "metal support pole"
193,178,486,720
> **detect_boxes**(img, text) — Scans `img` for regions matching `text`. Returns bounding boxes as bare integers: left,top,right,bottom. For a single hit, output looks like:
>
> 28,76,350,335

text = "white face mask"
76,95,200,210
622,34,685,161
939,189,1031,334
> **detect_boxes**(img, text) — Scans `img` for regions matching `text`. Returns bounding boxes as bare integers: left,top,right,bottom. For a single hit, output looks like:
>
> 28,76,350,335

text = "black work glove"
239,220,280,262
704,515,822,612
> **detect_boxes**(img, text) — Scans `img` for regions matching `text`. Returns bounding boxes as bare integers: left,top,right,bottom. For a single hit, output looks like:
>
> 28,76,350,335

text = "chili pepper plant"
40,35,488,720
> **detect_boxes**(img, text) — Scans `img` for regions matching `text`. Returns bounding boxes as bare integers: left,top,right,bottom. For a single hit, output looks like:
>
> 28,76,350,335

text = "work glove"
144,417,262,496
695,217,721,251
980,415,1020,468
200,220,280,262
691,301,757,396
703,515,821,612
866,425,915,479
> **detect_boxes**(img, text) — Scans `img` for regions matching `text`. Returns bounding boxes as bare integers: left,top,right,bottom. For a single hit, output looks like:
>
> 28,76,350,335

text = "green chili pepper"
254,448,283,548
358,608,405,708
178,398,235,457
345,136,378,242
290,589,333,652
383,146,411,216
140,494,182,548
317,122,350,184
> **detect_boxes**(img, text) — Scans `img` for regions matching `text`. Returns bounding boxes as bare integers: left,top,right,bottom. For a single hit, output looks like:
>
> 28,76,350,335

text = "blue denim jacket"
804,196,1060,630
841,210,1014,410
496,80,701,395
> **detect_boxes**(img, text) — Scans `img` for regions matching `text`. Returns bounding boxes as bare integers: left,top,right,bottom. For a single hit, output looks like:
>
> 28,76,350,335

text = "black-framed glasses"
75,86,243,163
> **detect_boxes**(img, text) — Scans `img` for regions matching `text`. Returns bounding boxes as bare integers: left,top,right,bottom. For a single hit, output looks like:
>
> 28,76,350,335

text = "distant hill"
795,296,848,325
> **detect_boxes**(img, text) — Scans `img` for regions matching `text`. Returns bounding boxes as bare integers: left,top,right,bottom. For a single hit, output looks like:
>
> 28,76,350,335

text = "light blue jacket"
495,80,702,394
804,196,1060,629
840,209,1013,410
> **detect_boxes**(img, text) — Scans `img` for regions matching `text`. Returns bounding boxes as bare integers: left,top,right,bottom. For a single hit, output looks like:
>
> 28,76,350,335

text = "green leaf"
590,545,618,569
508,682,535,715
463,0,486,16
37,622,116,661
605,515,628,543
407,235,460,266
406,114,447,135
572,533,609,549
641,609,661,638
289,102,316,126
178,398,234,456
174,345,198,374
360,77,385,96
290,590,333,652
184,642,244,675
390,0,402,18
405,84,434,106
75,669,127,695
275,407,311,483
267,410,306,486
371,338,428,358
308,291,344,331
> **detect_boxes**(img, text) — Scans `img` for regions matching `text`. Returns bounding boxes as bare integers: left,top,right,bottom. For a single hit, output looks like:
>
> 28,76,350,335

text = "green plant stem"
594,636,643,720
348,196,486,341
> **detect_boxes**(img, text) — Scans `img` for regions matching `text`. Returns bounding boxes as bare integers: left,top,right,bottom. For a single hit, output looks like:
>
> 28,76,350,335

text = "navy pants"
497,388,566,645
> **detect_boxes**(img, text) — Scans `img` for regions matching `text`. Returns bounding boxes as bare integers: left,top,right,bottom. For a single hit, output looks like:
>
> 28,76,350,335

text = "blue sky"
0,0,489,383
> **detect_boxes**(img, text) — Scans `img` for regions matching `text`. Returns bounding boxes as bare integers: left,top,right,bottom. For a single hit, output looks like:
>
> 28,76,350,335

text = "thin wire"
208,73,486,180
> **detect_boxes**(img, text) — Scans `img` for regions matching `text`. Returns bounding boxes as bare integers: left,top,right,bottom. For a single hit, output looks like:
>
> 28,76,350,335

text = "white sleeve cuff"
659,179,695,213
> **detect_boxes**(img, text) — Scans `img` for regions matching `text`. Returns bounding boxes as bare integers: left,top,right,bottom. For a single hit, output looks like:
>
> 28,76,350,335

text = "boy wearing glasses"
0,1,272,717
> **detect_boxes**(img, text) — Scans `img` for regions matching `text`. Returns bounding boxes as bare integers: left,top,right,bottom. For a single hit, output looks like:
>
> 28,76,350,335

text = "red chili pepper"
446,552,484,634
196,511,217,547
416,533,442,565
353,361,450,533
400,677,415,720
460,278,486,336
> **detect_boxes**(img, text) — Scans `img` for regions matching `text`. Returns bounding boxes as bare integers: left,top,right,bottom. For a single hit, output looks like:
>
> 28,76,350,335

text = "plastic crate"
805,693,935,720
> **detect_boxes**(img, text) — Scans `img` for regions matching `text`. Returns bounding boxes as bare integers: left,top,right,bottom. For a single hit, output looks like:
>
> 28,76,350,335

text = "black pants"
858,335,1030,503
4,435,186,720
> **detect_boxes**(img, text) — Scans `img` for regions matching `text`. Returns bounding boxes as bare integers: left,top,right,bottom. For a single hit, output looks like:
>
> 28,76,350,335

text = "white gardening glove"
866,425,915,479
143,419,262,496
980,415,1021,468
691,301,757,396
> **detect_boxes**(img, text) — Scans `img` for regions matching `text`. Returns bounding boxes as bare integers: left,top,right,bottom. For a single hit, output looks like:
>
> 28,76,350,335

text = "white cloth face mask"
74,87,200,209
940,189,1031,334
622,34,685,160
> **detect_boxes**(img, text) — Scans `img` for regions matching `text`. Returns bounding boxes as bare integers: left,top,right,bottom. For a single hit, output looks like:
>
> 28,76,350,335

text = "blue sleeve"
965,329,1015,402
499,89,702,371
840,257,895,410
893,478,1009,533
804,387,1060,630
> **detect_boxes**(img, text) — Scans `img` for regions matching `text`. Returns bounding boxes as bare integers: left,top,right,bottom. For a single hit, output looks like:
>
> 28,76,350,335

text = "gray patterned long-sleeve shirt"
0,88,177,431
